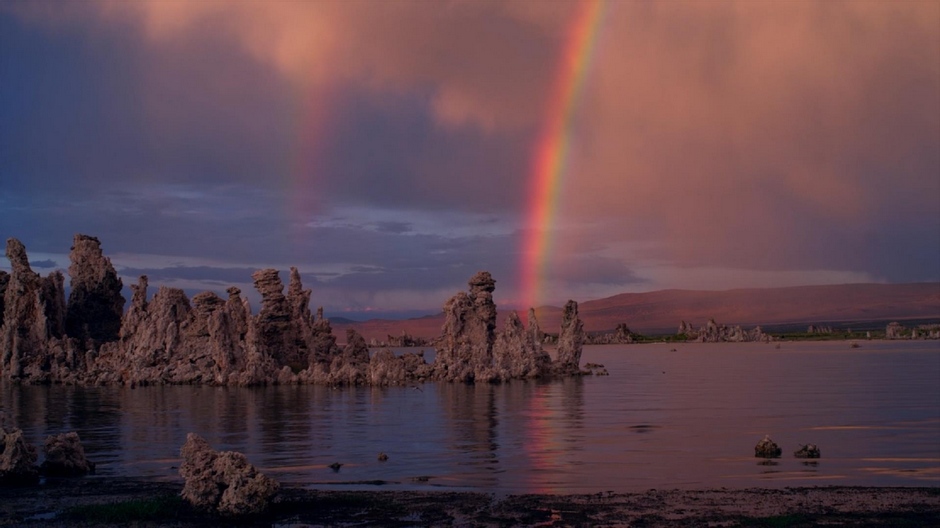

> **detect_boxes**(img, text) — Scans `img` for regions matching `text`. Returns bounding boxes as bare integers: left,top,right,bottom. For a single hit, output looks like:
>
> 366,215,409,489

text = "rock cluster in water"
584,323,637,345
40,432,96,477
886,321,940,340
180,433,279,516
754,435,783,458
0,236,586,386
677,319,773,342
0,426,94,486
794,443,821,459
0,426,39,486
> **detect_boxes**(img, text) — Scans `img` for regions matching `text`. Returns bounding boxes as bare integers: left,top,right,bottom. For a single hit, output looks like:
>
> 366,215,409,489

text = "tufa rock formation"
0,426,39,486
65,234,125,345
0,236,587,386
754,435,782,458
678,318,772,343
180,433,279,516
585,323,637,345
0,239,73,381
554,300,584,375
794,443,821,459
40,432,95,477
434,272,581,382
886,322,940,339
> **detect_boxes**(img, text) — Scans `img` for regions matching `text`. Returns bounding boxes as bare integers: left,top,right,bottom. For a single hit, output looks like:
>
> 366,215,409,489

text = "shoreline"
2,478,938,527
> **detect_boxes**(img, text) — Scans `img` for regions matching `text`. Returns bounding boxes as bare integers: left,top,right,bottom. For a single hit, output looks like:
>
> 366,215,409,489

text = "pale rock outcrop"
0,270,8,328
368,348,407,385
252,269,298,367
40,432,95,476
328,329,372,385
386,332,429,347
754,435,782,458
677,319,772,343
309,306,340,367
585,322,637,344
1,239,51,380
0,426,39,486
491,311,551,380
65,234,124,345
179,433,279,516
2,235,592,386
885,322,940,340
434,272,498,382
436,273,583,382
554,300,584,375
40,271,66,339
886,322,906,339
93,282,261,385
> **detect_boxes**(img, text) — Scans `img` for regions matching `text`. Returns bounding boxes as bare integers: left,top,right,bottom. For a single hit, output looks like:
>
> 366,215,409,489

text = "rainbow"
520,0,606,311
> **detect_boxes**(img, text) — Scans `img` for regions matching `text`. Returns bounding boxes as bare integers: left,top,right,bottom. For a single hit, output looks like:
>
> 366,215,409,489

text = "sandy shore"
1,478,938,527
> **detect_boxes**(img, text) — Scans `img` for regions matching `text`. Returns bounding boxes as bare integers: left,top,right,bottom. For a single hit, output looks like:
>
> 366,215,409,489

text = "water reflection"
1,341,937,493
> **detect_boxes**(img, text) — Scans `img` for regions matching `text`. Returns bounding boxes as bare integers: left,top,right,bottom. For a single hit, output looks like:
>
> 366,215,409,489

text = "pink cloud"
5,0,937,298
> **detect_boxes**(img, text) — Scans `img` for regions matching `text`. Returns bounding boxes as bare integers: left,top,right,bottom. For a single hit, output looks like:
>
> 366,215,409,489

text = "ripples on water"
2,341,938,493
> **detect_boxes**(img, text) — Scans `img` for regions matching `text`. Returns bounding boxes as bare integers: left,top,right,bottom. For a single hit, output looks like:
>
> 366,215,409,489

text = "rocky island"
0,235,588,386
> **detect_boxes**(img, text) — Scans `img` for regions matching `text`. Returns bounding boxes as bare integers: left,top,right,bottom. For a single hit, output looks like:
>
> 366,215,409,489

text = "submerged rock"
794,443,821,459
40,432,95,477
754,435,782,458
180,433,279,516
0,426,39,486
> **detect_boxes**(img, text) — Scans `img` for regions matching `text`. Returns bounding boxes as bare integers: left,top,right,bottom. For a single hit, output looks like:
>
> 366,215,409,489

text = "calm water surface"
2,341,938,493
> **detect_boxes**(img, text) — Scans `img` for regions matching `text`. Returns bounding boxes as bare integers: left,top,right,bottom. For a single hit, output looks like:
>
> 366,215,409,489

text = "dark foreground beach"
2,479,938,527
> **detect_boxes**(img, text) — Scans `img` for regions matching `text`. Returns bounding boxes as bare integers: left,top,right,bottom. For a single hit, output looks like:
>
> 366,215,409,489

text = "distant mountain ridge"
332,282,940,342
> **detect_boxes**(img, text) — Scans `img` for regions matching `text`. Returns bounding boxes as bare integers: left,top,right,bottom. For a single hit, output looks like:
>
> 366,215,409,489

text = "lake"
2,340,938,493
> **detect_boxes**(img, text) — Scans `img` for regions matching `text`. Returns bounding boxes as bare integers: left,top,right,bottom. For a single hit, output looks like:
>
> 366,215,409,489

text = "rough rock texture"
0,270,8,329
1,239,54,380
434,273,582,382
65,234,125,345
585,322,636,344
0,426,39,486
882,321,939,339
491,311,551,380
92,281,266,386
40,432,95,477
2,235,589,386
252,269,296,366
328,329,372,385
754,435,782,458
385,332,429,347
678,319,772,343
180,433,279,516
794,443,821,458
40,271,67,339
434,272,498,382
554,300,584,375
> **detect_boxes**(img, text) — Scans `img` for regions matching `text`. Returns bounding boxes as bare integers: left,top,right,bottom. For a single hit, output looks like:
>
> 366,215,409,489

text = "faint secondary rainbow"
520,0,606,311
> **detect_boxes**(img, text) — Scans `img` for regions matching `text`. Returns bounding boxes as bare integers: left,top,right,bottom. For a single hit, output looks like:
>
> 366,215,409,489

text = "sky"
1,0,938,320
